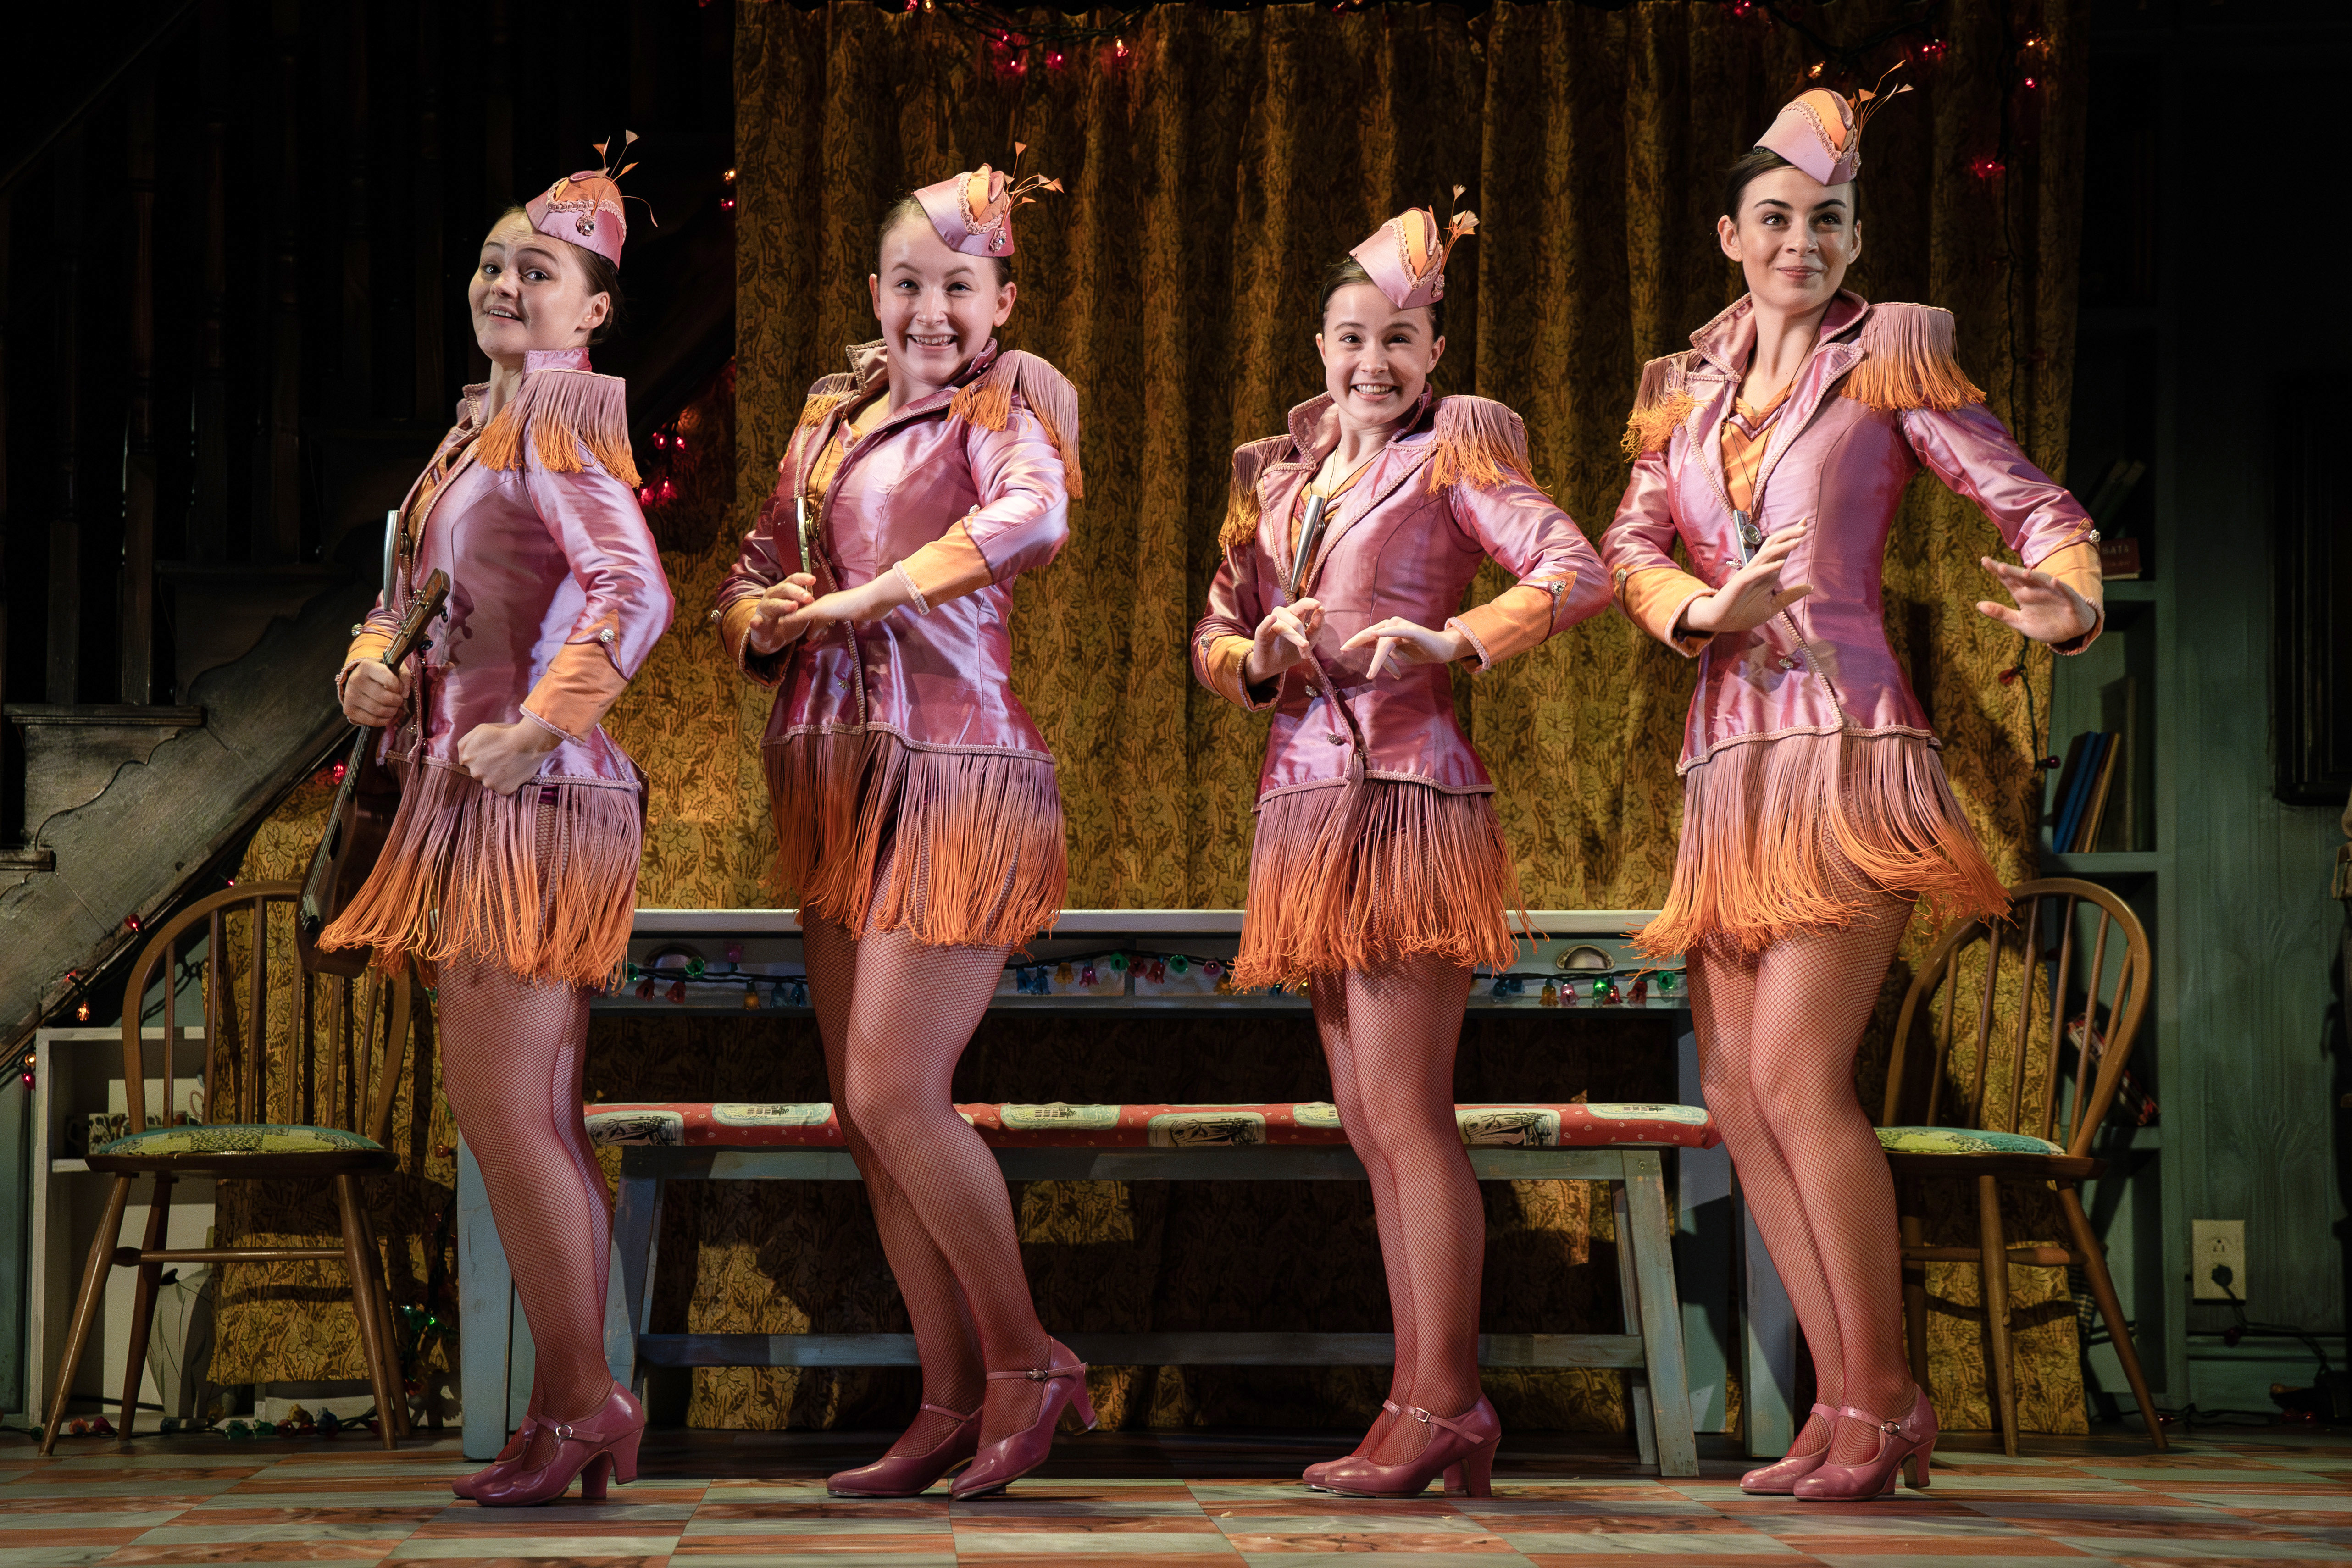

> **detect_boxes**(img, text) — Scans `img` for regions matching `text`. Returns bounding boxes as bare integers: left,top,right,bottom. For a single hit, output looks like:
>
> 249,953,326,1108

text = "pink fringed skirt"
318,761,644,988
765,728,1067,950
1233,777,1529,990
1636,729,2008,960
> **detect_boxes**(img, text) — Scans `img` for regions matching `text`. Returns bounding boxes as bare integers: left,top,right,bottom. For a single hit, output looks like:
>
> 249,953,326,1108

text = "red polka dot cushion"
583,1101,1719,1151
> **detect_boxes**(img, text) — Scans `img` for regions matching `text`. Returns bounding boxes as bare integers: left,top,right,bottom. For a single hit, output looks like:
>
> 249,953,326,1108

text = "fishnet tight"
1687,848,1917,1467
804,909,1054,1454
1311,954,1482,1467
435,957,610,1468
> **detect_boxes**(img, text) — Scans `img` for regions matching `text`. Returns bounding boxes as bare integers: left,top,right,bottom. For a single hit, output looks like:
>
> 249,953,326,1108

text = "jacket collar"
1688,289,1870,379
842,337,1001,403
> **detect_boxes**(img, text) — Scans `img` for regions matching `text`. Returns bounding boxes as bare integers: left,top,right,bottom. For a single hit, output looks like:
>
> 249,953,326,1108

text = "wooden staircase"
0,0,735,1056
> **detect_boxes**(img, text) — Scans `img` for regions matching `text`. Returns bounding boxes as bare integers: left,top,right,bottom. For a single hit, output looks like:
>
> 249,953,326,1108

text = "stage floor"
2,1425,2346,1565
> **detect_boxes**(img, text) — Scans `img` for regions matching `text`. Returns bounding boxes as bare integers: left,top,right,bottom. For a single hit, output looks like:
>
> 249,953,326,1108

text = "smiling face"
468,210,611,365
1316,281,1446,432
867,211,1016,396
1718,163,1861,316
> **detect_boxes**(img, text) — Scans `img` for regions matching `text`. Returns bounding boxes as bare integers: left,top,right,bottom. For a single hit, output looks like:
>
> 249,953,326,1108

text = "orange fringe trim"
1233,779,1529,989
794,375,859,438
766,730,1066,948
1636,730,2008,960
1840,303,1984,412
317,764,643,987
1620,352,1697,460
1426,395,1540,493
948,349,1085,499
475,367,642,486
1218,437,1285,553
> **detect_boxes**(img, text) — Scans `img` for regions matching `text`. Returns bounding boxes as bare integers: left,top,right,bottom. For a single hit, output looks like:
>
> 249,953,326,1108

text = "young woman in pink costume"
324,147,675,1505
1599,86,2104,1500
1193,203,1610,1499
715,161,1087,1501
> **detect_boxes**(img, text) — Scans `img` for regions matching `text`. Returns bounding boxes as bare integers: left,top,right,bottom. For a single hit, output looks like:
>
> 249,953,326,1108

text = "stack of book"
2049,730,2125,854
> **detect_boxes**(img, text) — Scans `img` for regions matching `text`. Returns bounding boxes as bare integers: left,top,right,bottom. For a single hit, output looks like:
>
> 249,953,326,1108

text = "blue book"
2055,732,2108,852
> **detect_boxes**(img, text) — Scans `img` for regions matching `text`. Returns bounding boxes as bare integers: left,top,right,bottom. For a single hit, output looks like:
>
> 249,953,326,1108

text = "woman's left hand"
1340,617,1470,680
455,719,563,797
1976,556,2097,645
763,574,912,644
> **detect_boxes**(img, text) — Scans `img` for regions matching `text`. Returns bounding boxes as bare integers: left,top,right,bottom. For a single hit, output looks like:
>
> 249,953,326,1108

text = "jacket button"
599,628,616,644
1329,733,1345,745
1777,657,1794,670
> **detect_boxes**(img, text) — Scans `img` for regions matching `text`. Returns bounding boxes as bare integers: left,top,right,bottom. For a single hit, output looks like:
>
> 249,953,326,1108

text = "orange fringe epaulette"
1217,436,1288,552
317,766,643,988
475,366,641,486
1840,302,1985,412
794,383,857,438
1232,778,1529,988
948,349,1085,499
1426,395,1540,493
1620,352,1697,460
766,730,1066,950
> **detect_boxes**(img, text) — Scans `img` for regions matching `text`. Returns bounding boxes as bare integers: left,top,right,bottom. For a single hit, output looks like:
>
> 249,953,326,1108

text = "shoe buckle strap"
987,1360,1091,1383
1833,1402,1913,1441
919,1402,980,1421
1405,1404,1478,1439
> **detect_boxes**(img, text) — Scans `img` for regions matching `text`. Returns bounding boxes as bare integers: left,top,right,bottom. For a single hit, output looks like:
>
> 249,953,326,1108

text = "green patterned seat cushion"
1876,1126,2066,1158
93,1124,383,1159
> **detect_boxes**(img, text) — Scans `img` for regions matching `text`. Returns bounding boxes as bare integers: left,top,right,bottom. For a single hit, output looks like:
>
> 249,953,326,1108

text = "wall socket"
2192,1219,2247,1301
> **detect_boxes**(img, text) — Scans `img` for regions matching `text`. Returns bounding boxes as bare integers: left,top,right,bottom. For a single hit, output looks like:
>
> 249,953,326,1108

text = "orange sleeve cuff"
521,615,630,742
336,627,396,699
896,520,997,613
1616,565,1714,656
719,596,791,687
1448,582,1562,672
2036,540,2104,656
1202,634,1277,711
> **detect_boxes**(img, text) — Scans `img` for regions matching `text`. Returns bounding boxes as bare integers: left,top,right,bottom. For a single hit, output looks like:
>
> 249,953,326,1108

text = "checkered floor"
3,1426,2347,1565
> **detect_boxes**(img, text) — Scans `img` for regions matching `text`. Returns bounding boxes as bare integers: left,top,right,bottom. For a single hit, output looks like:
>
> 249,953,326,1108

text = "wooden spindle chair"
39,881,416,1453
1875,876,2162,1454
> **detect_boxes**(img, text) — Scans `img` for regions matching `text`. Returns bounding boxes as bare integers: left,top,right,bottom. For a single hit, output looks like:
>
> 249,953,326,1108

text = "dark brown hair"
879,195,1015,286
1721,146,1860,220
492,204,624,344
1317,254,1445,339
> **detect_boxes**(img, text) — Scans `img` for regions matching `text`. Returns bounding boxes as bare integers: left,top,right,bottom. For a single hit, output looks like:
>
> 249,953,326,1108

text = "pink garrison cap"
526,133,641,269
1754,65,1911,186
1350,191,1479,311
911,145,1065,258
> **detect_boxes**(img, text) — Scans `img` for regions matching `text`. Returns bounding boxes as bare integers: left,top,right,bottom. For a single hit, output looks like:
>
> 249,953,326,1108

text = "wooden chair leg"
116,1175,178,1446
332,1175,400,1450
2058,1183,2168,1452
1899,1204,1930,1395
352,1197,412,1438
1975,1174,2019,1457
41,1176,135,1455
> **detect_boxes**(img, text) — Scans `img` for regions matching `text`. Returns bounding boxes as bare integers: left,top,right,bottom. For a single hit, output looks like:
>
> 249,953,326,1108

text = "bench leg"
608,1171,662,1396
1621,1152,1699,1478
455,1142,514,1463
1612,1178,1658,1469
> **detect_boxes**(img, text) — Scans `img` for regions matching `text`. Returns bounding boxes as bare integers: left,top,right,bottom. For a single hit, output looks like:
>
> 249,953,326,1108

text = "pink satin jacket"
1599,293,2100,772
716,340,1072,757
1192,393,1609,800
350,349,673,789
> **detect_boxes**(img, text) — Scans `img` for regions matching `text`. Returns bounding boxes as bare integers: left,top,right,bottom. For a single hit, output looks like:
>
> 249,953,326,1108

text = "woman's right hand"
341,659,410,727
1679,521,1812,638
1243,597,1323,687
745,573,821,655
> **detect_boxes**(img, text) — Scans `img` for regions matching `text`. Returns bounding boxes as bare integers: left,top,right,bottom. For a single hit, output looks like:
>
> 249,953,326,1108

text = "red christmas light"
1112,37,1128,59
1918,39,1947,60
1047,49,1065,69
1970,156,2007,180
125,914,142,933
2022,75,2039,89
720,196,736,214
331,760,348,782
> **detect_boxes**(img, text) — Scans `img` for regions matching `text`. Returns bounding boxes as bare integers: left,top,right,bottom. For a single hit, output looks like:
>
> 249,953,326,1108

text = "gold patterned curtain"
211,0,2091,1439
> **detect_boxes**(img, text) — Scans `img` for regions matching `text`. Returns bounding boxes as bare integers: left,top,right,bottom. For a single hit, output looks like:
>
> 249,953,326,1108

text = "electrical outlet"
2192,1219,2247,1302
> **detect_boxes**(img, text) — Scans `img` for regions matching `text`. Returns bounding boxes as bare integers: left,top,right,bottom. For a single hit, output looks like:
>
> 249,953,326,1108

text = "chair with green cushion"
39,882,416,1453
1878,876,2163,1456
